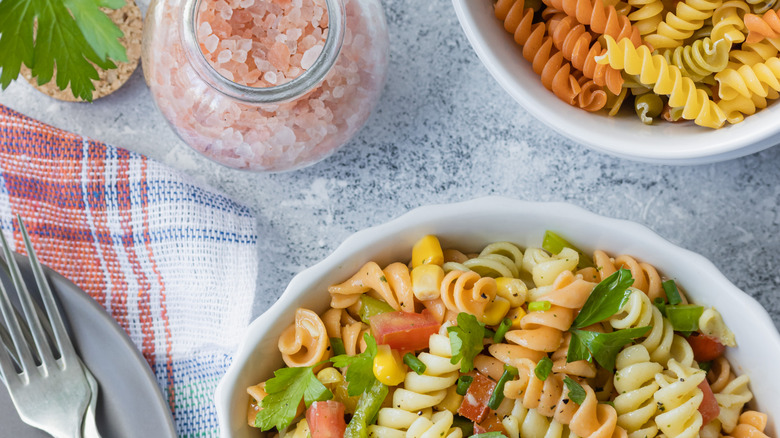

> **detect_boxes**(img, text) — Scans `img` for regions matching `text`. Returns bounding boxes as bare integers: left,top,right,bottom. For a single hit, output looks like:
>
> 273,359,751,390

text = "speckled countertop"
0,0,778,328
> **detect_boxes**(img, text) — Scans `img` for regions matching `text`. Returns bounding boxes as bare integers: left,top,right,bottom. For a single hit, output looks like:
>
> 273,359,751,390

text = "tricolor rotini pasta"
487,0,780,127
247,233,768,438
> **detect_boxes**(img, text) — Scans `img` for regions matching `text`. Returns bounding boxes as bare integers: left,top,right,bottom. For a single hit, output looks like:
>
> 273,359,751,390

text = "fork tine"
17,218,75,365
0,268,37,375
0,224,55,369
0,322,21,381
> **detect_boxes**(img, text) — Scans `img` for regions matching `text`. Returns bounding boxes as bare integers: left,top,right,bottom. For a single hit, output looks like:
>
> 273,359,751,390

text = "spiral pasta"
440,270,498,322
613,345,663,438
712,0,751,42
645,0,724,49
444,241,524,278
609,289,675,365
654,359,706,438
321,307,369,356
522,247,579,287
541,0,643,46
745,9,780,42
707,356,754,433
597,35,727,128
590,250,665,301
328,261,415,312
628,0,665,34
731,411,771,438
716,56,780,101
502,400,580,438
494,0,584,105
660,37,733,81
278,308,330,367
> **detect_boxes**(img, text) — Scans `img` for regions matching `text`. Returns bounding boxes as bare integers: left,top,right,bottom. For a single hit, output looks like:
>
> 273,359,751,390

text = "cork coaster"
22,0,143,102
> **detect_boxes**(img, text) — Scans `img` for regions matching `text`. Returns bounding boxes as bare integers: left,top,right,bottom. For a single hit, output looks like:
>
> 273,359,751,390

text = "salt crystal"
332,85,344,98
273,126,296,146
264,71,278,84
217,49,233,64
222,39,237,51
240,0,254,7
204,34,219,53
233,49,248,63
198,21,212,39
219,6,232,19
300,44,323,69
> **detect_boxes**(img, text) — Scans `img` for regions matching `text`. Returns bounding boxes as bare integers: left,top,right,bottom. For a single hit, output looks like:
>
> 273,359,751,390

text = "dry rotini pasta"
247,234,768,438
488,0,780,126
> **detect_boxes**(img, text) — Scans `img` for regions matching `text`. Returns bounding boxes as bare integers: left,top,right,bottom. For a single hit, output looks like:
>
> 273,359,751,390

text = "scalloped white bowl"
216,197,780,436
450,0,780,164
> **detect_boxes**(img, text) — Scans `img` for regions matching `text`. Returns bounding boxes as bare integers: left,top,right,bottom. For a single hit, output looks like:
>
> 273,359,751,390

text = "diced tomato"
306,400,347,438
369,310,440,351
474,411,507,434
687,333,726,362
458,372,495,423
698,380,720,426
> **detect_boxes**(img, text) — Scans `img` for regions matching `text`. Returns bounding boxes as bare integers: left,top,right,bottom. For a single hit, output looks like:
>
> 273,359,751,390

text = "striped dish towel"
0,104,258,437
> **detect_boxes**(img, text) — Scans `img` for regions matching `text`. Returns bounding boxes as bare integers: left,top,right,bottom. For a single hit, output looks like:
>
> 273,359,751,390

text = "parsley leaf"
572,269,634,329
331,333,379,397
534,357,553,381
568,326,651,370
563,376,586,405
256,365,333,431
448,313,486,373
0,0,126,101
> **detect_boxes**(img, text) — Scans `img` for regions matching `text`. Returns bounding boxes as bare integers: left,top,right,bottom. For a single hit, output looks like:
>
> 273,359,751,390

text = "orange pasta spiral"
278,308,330,367
744,10,780,43
495,0,584,104
549,15,625,94
586,250,665,301
728,411,771,438
440,270,497,323
541,0,642,47
328,261,415,312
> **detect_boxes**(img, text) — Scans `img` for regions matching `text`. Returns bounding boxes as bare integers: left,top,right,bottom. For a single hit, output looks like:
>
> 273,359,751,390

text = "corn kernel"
482,296,511,326
316,367,343,385
411,264,444,300
506,306,527,329
373,345,406,386
412,235,444,268
495,277,527,308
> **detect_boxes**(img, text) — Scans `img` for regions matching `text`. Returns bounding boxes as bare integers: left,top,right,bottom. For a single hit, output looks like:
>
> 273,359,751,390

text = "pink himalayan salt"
196,0,328,87
146,0,388,171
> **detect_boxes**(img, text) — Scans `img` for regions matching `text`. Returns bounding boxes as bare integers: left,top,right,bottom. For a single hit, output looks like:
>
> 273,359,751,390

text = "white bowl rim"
215,197,780,436
450,0,780,164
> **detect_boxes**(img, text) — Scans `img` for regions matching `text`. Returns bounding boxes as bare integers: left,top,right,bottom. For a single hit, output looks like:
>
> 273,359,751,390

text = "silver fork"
0,218,91,438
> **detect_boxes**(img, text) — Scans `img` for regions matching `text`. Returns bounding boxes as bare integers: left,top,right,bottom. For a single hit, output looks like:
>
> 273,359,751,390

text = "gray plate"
0,254,177,437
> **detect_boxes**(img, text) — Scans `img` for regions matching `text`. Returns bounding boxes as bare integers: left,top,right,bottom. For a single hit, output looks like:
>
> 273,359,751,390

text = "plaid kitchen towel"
0,104,258,437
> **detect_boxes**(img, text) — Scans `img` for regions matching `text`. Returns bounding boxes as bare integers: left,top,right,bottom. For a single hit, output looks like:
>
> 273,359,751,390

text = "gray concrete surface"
1,0,778,328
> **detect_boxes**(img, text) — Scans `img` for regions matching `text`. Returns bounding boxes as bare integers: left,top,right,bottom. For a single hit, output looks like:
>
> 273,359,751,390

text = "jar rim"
181,0,346,103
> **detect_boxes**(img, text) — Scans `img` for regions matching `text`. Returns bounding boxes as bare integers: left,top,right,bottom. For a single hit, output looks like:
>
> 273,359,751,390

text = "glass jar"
142,0,389,172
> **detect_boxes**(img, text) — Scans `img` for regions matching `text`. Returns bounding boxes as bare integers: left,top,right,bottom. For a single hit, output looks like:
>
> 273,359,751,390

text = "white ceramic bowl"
450,0,780,164
215,197,780,436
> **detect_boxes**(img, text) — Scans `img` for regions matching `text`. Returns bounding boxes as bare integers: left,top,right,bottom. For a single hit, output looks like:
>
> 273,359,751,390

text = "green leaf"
572,269,634,329
256,365,333,431
447,313,486,373
563,376,586,405
542,230,594,269
566,331,593,364
331,333,379,397
62,0,127,62
470,433,506,438
663,280,683,305
534,357,553,381
0,0,36,88
569,327,651,370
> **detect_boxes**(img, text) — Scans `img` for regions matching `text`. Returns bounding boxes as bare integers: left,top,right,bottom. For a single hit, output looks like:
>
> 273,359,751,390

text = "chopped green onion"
403,353,426,375
653,297,667,317
488,365,518,410
699,361,712,373
344,380,388,437
359,296,395,324
666,304,703,332
663,280,683,305
528,301,552,312
483,327,496,339
456,375,473,396
452,415,474,436
563,376,586,405
330,337,346,357
542,230,594,268
493,318,512,343
534,357,553,381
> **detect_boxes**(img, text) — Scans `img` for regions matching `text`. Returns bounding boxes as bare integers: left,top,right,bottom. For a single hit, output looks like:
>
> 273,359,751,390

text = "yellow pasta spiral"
609,289,675,364
653,359,706,438
628,0,665,34
659,37,732,81
328,261,415,312
711,0,750,43
443,241,524,278
502,400,580,438
646,0,724,48
613,345,663,438
278,308,330,367
715,57,780,100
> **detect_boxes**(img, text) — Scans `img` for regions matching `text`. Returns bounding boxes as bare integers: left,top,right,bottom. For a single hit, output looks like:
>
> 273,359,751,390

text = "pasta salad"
246,233,769,438
490,0,780,128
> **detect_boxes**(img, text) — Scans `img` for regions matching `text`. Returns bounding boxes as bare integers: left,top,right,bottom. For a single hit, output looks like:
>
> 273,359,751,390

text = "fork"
0,218,91,438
